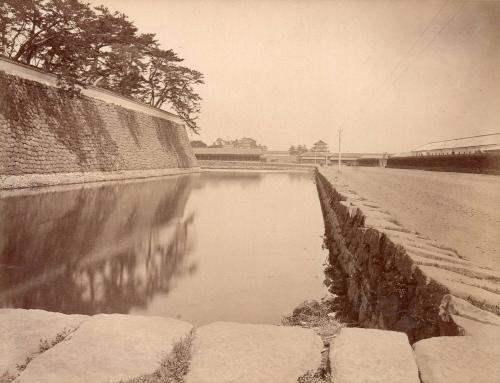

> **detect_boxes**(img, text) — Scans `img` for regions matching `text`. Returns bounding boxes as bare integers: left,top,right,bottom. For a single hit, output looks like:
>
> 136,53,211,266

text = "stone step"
5,308,500,383
185,322,323,383
418,265,500,313
0,309,87,377
330,328,420,383
16,313,193,383
414,336,500,383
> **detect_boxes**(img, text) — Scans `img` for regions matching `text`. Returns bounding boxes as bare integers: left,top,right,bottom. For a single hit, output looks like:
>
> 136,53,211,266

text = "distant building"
261,151,299,163
211,137,265,150
299,151,332,165
299,152,385,166
412,133,500,156
234,137,257,148
312,140,329,153
193,147,264,161
212,138,233,147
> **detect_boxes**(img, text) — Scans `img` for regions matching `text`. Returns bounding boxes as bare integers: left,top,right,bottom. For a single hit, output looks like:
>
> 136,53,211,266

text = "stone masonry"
0,68,198,189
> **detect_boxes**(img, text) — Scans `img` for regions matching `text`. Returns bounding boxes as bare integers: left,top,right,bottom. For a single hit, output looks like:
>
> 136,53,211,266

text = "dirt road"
321,166,500,271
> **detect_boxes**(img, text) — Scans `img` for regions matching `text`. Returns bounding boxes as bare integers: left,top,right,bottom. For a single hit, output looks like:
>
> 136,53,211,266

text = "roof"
414,133,500,152
392,152,413,157
300,151,331,157
263,151,292,155
300,152,383,159
193,147,264,155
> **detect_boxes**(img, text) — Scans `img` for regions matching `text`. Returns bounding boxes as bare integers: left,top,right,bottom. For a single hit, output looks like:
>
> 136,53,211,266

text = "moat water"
0,170,327,325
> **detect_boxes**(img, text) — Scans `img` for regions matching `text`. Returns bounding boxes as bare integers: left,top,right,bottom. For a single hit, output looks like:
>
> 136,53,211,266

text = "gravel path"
321,166,500,271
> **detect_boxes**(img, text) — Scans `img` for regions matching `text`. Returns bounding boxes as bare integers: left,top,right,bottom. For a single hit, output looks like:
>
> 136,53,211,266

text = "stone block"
330,328,419,383
0,309,87,376
17,314,193,383
185,322,323,383
414,336,500,383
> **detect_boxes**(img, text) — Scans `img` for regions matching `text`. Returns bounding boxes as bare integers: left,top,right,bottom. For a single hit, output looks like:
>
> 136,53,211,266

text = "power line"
337,0,451,131
366,0,451,104
380,0,466,99
342,0,466,137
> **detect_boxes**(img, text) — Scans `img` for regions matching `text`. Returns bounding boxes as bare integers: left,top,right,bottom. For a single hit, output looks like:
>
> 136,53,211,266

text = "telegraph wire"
379,0,467,99
365,0,451,104
339,0,466,138
336,0,452,134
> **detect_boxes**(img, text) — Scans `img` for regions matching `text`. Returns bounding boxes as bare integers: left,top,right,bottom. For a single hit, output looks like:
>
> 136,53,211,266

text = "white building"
412,133,500,156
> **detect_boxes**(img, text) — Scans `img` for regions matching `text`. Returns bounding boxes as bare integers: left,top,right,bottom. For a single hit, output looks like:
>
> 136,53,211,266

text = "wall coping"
0,55,183,124
0,167,202,192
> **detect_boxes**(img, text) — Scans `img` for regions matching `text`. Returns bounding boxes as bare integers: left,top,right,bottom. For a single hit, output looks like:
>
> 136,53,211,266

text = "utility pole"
338,128,342,172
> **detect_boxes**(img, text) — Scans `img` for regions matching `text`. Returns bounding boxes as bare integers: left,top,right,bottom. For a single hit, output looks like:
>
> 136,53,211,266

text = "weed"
121,332,194,383
38,327,75,353
297,370,331,383
0,371,17,383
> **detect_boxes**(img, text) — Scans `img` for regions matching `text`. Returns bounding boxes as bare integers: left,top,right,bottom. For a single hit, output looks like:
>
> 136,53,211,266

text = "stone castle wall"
0,58,199,189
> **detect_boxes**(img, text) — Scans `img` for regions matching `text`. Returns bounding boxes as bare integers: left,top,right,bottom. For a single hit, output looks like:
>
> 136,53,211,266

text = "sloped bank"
315,169,500,343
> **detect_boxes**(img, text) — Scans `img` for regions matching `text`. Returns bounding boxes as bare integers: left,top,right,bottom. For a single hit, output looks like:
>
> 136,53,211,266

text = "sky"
89,0,500,153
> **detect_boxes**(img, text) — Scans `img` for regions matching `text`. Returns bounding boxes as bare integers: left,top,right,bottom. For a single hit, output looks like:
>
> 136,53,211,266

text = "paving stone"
0,309,87,376
330,328,419,383
17,314,193,383
414,336,500,383
185,322,323,383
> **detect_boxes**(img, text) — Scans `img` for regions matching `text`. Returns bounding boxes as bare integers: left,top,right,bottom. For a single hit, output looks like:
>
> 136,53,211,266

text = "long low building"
193,147,264,161
412,133,500,156
388,133,500,174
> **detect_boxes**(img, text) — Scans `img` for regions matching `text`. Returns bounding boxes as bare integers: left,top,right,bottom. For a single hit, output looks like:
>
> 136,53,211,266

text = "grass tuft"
121,332,194,383
282,300,344,340
0,371,16,383
38,327,75,353
283,298,346,383
297,370,331,383
13,327,77,375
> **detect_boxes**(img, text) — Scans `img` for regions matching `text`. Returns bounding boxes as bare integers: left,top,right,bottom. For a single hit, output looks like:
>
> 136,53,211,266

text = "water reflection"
0,175,196,314
0,170,327,325
193,170,263,189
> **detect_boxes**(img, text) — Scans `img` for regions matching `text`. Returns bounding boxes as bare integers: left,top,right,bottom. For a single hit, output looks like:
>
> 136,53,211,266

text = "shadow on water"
0,174,198,315
0,169,326,324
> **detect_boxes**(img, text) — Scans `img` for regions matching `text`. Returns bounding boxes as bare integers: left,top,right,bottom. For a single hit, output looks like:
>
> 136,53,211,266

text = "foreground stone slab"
0,309,87,376
414,336,500,383
330,328,419,383
17,314,193,383
185,322,323,383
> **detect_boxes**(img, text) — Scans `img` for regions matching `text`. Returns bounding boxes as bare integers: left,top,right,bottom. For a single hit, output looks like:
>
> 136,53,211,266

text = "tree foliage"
0,0,204,132
190,140,207,148
312,140,328,152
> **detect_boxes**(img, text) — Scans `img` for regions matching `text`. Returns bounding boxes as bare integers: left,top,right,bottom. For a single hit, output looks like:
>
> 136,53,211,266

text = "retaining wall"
315,169,500,343
0,57,199,189
387,153,500,174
